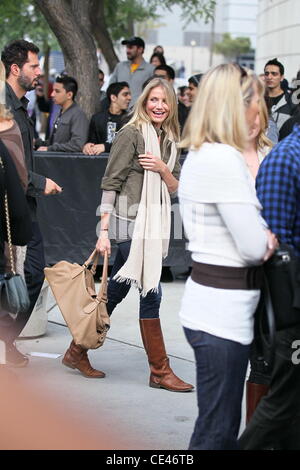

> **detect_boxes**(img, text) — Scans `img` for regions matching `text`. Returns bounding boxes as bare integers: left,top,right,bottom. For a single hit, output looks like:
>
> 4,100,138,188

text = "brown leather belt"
191,261,263,290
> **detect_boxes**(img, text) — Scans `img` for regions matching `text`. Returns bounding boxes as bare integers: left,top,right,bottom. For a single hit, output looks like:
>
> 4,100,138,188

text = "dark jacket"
0,140,32,274
47,102,89,153
178,102,190,134
279,112,300,141
5,83,46,218
87,109,127,153
270,91,297,132
101,125,181,220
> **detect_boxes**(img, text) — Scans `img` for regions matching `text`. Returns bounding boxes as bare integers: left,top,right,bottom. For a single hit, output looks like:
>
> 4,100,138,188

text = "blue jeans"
107,241,162,319
184,327,250,450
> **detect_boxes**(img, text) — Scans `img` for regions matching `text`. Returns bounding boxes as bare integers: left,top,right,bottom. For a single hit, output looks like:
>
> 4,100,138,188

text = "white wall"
256,0,300,81
222,0,258,47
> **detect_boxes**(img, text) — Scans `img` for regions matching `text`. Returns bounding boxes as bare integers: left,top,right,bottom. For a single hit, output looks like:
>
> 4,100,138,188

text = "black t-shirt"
178,102,190,134
269,93,285,107
87,109,127,153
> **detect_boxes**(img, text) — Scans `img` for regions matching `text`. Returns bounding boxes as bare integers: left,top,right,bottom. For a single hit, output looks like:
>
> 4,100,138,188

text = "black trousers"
0,221,45,344
239,325,300,449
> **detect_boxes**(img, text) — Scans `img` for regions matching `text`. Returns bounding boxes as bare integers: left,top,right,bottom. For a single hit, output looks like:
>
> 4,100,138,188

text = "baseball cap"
121,36,145,49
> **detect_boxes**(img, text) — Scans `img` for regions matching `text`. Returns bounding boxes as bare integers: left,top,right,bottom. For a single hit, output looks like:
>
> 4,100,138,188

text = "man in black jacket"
1,39,62,366
264,58,297,132
83,82,131,156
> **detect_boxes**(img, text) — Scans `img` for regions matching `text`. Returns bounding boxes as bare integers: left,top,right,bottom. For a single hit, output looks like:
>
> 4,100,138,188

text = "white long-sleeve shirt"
178,143,268,345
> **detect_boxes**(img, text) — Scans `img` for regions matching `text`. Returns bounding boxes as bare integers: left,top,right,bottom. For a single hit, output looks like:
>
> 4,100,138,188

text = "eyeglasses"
264,71,280,77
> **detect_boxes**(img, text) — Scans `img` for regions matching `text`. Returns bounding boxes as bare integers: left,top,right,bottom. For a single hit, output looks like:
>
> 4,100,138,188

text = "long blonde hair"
255,75,273,150
0,60,12,120
124,78,180,141
180,63,255,152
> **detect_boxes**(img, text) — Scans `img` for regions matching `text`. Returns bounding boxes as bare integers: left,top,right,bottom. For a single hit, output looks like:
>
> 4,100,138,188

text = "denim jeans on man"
107,240,162,318
184,327,250,450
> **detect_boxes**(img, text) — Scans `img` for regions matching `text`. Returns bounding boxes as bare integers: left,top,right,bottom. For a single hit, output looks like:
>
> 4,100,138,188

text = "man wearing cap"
109,36,154,107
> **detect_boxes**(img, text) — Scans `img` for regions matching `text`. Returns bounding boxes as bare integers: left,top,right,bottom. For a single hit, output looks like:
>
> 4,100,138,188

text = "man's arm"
256,152,297,245
108,64,119,85
27,170,46,196
83,113,109,155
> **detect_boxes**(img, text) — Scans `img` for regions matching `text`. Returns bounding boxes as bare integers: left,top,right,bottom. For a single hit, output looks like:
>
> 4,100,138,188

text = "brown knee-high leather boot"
246,381,269,424
62,340,105,378
139,318,194,392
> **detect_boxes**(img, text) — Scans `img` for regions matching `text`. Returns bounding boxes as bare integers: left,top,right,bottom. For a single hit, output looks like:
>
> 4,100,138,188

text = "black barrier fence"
35,151,192,268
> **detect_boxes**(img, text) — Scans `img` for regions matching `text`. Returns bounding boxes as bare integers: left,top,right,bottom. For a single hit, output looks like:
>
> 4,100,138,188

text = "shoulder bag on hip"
0,156,30,319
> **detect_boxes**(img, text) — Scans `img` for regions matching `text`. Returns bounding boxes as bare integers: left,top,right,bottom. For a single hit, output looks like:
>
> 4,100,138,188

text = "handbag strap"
97,251,108,303
83,249,109,302
0,156,15,274
83,249,99,275
258,273,276,368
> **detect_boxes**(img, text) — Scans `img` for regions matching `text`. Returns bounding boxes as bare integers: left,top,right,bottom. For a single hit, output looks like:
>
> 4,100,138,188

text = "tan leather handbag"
44,250,110,349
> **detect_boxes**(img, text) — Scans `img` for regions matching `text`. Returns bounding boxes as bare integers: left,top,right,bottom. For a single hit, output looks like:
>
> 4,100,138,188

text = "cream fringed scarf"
113,122,178,296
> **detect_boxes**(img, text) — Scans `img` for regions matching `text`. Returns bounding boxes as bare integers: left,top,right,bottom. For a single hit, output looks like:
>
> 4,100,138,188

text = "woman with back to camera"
0,60,32,367
63,78,193,391
0,140,32,369
178,64,278,449
242,75,274,424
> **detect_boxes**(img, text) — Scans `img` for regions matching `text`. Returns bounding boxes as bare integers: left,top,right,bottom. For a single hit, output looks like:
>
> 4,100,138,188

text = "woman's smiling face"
145,86,170,128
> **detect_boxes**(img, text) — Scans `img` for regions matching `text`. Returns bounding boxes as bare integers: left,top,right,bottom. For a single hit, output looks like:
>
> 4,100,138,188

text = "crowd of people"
1,35,300,450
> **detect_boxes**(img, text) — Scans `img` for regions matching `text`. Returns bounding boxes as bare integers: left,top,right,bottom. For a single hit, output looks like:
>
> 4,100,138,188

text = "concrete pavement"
12,279,247,450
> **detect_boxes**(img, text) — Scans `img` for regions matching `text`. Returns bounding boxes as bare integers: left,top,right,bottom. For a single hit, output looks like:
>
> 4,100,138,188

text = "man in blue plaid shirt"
257,125,300,256
239,124,300,450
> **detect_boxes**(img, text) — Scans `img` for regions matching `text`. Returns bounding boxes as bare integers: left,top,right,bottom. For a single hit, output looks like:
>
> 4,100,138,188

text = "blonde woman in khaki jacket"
91,78,193,392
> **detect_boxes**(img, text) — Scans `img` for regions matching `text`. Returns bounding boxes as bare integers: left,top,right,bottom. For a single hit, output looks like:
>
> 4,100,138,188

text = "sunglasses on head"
233,63,248,85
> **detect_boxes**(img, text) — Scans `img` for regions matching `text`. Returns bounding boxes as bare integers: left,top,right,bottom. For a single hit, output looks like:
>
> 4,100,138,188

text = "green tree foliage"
0,0,58,52
214,33,252,59
105,0,216,40
0,0,216,53
0,0,216,116
105,0,159,40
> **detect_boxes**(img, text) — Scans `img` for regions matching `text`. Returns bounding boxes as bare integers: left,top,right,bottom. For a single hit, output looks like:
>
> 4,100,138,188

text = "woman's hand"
82,143,95,155
92,144,105,155
96,231,111,256
263,229,279,261
138,152,166,173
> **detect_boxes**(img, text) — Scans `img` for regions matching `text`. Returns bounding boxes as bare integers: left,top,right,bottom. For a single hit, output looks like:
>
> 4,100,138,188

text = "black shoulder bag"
0,156,30,319
253,244,300,373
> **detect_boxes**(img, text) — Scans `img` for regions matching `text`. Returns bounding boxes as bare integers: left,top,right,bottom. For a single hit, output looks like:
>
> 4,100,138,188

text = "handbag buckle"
282,253,291,263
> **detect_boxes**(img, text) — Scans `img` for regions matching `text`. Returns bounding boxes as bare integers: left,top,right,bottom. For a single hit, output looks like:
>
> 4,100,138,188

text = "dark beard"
17,74,37,92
